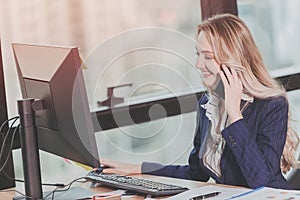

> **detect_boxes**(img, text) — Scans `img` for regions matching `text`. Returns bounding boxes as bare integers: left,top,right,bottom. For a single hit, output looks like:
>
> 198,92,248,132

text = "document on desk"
231,186,300,199
165,185,250,200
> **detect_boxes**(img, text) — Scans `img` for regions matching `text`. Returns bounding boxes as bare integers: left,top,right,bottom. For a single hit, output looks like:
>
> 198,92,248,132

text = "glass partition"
238,0,300,71
0,0,202,117
96,112,196,165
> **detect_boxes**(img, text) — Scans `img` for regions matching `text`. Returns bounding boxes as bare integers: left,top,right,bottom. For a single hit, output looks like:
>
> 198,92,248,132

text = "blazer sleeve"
141,95,210,182
141,149,209,181
221,96,289,188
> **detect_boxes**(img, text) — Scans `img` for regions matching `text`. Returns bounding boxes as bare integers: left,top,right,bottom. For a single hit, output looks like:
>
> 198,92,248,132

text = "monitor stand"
15,98,43,200
14,98,96,200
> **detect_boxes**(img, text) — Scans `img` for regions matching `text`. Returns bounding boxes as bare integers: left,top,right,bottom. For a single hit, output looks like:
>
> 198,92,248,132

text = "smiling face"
195,31,221,89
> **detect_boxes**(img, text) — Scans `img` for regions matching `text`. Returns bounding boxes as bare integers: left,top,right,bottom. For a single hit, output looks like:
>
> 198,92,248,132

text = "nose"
195,56,205,70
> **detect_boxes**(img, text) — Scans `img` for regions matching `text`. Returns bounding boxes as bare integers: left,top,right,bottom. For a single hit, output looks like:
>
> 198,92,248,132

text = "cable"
0,116,82,198
2,169,67,188
0,117,68,188
1,117,89,199
1,170,24,183
45,177,87,200
0,116,19,132
0,117,19,174
41,177,87,200
0,116,19,162
0,124,19,173
0,177,87,200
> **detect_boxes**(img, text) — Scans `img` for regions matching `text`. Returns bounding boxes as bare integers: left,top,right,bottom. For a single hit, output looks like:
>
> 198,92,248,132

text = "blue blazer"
142,94,292,189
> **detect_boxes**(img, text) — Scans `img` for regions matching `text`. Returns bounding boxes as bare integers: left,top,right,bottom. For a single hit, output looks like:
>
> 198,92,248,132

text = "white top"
200,93,253,177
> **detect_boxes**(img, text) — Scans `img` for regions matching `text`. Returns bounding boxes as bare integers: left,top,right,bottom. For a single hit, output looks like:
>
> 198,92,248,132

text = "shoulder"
254,95,288,110
252,95,288,121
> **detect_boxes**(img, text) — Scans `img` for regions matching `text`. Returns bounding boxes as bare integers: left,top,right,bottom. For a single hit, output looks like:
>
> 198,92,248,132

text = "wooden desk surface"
0,174,238,199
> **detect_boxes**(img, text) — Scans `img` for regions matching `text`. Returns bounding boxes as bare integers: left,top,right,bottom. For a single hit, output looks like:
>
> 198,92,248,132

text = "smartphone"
212,76,225,99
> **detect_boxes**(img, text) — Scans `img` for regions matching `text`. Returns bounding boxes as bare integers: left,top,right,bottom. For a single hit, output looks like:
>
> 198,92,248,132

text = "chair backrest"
287,155,300,190
288,169,300,189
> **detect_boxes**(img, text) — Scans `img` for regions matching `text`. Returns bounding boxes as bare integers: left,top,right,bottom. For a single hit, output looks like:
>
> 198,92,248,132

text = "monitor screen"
0,40,16,189
12,43,100,168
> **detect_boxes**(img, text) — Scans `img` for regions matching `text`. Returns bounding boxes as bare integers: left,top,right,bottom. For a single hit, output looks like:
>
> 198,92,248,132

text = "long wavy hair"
196,13,300,173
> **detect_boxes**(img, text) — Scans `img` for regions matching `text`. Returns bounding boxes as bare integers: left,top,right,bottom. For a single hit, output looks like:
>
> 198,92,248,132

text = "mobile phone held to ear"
213,64,232,99
213,76,225,99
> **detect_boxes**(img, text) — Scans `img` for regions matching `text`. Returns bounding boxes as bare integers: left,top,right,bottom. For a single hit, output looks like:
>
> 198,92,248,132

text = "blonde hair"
196,13,300,173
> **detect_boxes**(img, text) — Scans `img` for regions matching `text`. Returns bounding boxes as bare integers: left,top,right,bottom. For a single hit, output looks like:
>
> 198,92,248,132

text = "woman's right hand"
219,64,243,123
99,157,142,176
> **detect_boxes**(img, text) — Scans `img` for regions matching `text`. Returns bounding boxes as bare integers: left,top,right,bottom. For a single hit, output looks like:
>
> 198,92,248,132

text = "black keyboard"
85,171,188,196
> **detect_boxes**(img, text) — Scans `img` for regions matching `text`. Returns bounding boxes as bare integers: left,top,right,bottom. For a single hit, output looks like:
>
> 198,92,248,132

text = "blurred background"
0,0,299,186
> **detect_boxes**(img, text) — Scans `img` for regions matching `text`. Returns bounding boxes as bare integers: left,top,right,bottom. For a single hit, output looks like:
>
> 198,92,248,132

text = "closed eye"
204,54,214,60
200,50,214,60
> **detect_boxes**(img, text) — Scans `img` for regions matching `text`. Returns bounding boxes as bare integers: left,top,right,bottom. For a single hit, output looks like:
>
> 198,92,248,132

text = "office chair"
287,154,300,190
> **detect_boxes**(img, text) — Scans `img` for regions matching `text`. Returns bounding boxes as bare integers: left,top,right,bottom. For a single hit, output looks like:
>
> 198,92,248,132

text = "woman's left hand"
99,157,141,176
219,64,243,123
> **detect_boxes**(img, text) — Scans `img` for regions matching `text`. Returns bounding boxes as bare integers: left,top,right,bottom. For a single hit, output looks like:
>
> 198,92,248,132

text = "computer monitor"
0,39,16,189
12,43,100,198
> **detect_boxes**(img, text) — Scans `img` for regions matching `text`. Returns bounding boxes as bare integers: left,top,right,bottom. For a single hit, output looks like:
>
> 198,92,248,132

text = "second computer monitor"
12,43,100,168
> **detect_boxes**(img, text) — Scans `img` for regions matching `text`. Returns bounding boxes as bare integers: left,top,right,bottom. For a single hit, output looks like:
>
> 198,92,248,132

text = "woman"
100,14,300,189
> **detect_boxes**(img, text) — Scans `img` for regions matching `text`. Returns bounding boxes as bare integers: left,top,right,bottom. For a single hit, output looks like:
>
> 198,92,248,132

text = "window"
0,0,202,183
238,0,300,71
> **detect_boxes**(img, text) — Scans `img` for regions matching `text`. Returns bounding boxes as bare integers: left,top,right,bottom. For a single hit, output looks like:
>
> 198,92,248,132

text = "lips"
202,72,212,78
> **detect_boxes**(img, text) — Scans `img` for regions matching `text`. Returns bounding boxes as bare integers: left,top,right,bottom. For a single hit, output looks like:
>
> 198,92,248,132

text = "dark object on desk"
85,171,188,196
97,83,132,107
189,191,220,200
94,167,104,174
94,166,111,173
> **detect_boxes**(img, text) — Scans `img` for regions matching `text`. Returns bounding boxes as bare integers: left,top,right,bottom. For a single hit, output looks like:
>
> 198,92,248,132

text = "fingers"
97,157,142,175
219,69,229,87
221,65,232,84
98,158,126,175
103,168,119,174
102,167,133,176
220,64,241,87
